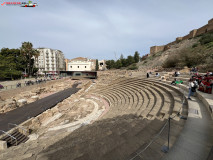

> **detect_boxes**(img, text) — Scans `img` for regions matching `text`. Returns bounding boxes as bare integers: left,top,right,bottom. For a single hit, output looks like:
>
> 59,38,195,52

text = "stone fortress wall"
150,18,213,55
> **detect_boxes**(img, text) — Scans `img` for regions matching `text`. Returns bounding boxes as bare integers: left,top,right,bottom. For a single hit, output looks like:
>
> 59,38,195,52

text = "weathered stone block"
17,99,27,106
31,96,39,101
0,141,7,150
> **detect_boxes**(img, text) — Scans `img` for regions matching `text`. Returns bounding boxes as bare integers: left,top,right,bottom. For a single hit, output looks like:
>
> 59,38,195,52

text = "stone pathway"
163,95,213,160
0,86,80,134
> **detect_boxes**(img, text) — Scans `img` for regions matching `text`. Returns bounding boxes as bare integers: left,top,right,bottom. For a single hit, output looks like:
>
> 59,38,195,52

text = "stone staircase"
0,129,29,148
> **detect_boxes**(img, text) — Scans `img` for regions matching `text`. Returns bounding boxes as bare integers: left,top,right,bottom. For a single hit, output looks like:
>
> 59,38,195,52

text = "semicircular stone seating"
39,77,189,160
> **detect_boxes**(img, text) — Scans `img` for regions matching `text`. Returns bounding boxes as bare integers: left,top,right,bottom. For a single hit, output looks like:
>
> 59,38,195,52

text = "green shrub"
176,40,182,43
127,63,138,70
192,43,198,48
199,33,213,45
206,42,213,48
162,55,179,68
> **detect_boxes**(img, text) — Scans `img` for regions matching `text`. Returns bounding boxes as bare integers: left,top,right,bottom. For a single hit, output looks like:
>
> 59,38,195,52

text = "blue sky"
0,0,212,60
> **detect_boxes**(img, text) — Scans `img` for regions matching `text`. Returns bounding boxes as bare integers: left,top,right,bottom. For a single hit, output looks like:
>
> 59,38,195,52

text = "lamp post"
25,68,27,80
10,68,12,80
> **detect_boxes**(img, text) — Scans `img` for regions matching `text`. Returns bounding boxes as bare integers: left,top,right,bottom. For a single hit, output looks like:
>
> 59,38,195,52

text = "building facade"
67,57,96,72
35,48,65,75
65,57,107,72
98,60,106,71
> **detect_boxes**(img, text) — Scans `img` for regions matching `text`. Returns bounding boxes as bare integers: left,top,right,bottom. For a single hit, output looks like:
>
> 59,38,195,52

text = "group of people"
17,79,47,88
16,83,21,88
35,78,46,84
188,71,213,99
146,72,160,78
25,80,35,86
190,67,199,74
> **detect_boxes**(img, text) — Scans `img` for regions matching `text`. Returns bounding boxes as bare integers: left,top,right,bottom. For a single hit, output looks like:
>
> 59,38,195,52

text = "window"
78,66,79,68
100,62,103,66
85,66,87,68
70,66,72,68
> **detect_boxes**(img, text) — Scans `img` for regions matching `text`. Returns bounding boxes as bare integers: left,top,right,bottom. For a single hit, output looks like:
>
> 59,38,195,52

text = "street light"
10,68,12,80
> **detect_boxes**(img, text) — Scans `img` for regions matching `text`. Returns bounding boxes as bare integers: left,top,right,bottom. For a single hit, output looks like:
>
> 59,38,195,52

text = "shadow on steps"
35,114,178,160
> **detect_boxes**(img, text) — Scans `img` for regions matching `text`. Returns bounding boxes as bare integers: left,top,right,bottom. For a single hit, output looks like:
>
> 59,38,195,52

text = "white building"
67,57,96,71
98,60,106,71
35,48,65,75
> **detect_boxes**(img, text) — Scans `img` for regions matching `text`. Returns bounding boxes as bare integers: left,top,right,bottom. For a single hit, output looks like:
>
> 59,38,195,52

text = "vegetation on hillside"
106,51,140,70
163,32,213,72
0,42,39,80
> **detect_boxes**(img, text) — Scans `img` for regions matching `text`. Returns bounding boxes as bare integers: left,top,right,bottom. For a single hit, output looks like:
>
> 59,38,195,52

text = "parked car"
0,84,4,89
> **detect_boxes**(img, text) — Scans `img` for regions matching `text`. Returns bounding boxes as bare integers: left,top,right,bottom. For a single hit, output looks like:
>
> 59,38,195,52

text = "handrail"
129,80,187,159
0,130,17,146
8,123,28,135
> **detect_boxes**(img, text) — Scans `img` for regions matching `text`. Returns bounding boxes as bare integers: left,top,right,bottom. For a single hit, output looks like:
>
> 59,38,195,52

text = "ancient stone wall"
149,18,213,55
196,24,208,36
150,45,165,55
207,19,213,32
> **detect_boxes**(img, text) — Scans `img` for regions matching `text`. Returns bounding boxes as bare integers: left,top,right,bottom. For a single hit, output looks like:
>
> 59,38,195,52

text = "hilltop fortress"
150,18,213,55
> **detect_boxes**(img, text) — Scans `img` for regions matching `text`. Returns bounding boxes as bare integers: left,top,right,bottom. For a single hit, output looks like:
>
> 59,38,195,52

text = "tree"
126,55,135,66
121,58,127,67
20,42,39,76
134,51,140,63
106,60,115,69
120,54,124,60
95,59,99,71
115,60,122,69
0,48,24,80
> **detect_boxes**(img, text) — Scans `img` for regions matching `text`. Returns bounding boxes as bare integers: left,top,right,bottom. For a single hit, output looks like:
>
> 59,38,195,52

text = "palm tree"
20,42,39,76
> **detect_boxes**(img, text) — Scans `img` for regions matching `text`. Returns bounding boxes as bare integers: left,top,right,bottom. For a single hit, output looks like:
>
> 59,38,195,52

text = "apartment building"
35,48,65,75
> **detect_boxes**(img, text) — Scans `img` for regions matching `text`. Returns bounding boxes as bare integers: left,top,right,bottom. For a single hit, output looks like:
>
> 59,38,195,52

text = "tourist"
190,67,195,75
147,72,149,78
204,79,212,93
195,67,199,73
177,71,180,76
188,78,196,100
174,71,177,77
171,78,177,85
174,71,180,77
199,79,206,92
155,72,160,77
210,79,213,94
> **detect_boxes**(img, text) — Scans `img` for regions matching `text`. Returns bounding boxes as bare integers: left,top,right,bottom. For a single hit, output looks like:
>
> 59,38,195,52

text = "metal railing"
129,81,187,160
0,77,64,92
8,123,28,135
0,130,17,146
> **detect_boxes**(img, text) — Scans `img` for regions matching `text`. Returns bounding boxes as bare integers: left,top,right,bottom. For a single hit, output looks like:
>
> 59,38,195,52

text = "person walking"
147,72,149,78
188,78,195,100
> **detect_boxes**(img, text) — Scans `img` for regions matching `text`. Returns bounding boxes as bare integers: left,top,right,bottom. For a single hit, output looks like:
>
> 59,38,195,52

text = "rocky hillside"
138,32,213,72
